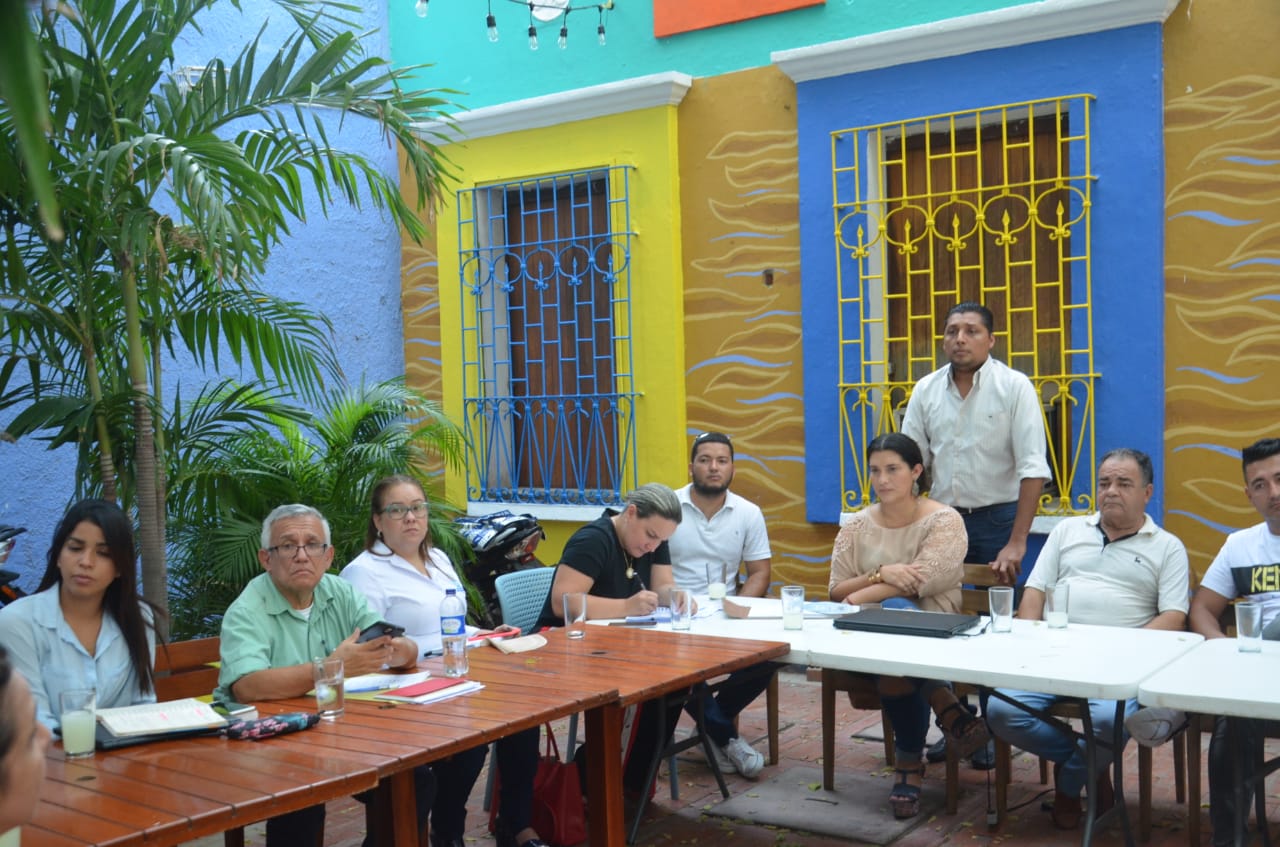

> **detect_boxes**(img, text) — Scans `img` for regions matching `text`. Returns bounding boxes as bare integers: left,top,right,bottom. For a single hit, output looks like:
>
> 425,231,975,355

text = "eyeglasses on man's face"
381,502,429,520
267,542,329,559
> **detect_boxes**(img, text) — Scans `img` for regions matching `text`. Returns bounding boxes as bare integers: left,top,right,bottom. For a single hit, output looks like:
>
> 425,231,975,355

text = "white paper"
96,698,227,737
345,670,432,693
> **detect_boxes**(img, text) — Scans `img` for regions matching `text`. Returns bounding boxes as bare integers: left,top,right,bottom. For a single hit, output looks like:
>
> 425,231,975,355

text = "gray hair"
1099,448,1154,487
624,483,682,524
260,504,332,549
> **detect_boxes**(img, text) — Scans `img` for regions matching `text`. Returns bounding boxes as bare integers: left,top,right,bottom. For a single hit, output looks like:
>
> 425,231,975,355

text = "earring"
377,530,384,541
912,480,920,497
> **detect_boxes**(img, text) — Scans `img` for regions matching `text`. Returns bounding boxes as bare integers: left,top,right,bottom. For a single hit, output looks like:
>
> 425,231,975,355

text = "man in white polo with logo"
668,431,774,778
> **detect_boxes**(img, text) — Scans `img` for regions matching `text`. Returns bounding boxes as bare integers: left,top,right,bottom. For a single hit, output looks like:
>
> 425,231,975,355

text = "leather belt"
952,501,1017,516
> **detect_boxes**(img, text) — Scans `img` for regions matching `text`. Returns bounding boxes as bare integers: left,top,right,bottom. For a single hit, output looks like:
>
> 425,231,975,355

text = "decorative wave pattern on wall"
680,69,838,592
1164,73,1280,579
400,236,448,481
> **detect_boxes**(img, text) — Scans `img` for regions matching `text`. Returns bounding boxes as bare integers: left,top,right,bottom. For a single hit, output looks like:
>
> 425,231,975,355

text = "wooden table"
22,626,787,847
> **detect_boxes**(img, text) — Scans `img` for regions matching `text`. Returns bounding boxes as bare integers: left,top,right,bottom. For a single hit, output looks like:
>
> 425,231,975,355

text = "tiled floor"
189,668,1278,847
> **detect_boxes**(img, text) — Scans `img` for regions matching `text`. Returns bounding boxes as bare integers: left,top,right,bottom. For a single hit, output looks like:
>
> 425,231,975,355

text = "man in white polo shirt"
668,431,774,778
1188,436,1280,847
986,448,1190,830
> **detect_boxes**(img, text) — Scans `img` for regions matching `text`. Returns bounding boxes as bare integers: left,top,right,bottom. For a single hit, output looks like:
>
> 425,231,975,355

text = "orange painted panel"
653,0,825,38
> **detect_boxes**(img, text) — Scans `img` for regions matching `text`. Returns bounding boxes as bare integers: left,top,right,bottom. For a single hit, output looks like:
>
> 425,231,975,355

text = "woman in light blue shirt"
0,500,160,730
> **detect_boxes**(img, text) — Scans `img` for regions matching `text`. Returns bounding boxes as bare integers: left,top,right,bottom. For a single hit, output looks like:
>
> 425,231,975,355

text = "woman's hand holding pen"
625,588,659,616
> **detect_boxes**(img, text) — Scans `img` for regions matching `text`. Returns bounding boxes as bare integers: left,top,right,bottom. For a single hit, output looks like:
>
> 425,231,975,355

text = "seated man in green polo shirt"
216,503,419,846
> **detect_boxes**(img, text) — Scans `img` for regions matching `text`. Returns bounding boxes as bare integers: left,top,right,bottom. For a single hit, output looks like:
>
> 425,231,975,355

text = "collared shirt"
215,572,381,702
1024,512,1190,627
668,484,771,595
341,542,472,655
901,355,1050,508
0,587,156,730
1199,522,1280,629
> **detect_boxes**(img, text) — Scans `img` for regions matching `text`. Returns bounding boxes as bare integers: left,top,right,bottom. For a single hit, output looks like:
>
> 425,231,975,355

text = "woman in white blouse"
342,476,546,847
0,499,159,731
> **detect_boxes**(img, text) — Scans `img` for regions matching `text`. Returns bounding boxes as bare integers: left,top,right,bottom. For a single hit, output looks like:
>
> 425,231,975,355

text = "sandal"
889,764,925,819
937,700,991,760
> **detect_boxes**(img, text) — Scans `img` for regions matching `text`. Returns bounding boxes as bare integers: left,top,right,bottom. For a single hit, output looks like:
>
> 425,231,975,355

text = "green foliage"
0,0,458,617
166,378,470,639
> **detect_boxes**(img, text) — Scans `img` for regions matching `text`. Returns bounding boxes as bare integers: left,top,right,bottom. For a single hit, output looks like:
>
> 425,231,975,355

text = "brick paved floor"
186,668,1278,847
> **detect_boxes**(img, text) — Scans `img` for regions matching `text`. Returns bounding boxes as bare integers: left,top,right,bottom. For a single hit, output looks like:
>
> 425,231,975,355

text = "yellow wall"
1163,0,1280,580
419,105,690,558
676,67,836,592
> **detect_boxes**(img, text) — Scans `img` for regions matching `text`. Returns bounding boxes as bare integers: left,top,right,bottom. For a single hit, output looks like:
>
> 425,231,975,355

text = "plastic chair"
483,567,555,812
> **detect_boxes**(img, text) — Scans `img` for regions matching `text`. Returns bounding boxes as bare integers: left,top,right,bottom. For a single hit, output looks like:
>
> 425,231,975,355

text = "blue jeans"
986,689,1138,797
686,662,779,747
960,502,1018,567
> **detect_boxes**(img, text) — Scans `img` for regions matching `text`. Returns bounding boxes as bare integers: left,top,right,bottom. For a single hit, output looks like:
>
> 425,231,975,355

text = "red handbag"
530,725,587,846
489,724,586,847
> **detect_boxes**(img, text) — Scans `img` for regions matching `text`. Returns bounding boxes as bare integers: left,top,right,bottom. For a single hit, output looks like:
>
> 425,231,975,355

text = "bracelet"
868,567,883,585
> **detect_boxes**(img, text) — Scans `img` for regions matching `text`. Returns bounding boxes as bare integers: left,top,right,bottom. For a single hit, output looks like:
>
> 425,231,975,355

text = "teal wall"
391,0,1039,111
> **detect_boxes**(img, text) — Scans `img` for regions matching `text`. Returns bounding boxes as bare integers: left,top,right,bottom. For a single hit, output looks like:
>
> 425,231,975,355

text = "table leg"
586,703,624,847
371,771,419,847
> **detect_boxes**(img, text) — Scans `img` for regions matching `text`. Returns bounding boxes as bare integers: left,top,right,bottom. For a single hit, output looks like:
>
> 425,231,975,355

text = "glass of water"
59,688,96,758
312,656,345,720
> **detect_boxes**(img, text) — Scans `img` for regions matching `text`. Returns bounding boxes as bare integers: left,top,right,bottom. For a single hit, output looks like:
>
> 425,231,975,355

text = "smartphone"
357,621,406,643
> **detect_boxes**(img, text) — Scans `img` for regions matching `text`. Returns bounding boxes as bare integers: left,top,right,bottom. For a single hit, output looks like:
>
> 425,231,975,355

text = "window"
457,166,638,506
832,96,1096,513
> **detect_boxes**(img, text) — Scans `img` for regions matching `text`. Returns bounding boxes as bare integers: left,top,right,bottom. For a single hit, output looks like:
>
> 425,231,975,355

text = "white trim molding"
414,71,693,143
467,501,607,524
772,0,1179,82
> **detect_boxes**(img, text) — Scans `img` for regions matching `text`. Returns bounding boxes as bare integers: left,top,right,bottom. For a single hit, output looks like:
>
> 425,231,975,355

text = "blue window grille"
457,166,638,506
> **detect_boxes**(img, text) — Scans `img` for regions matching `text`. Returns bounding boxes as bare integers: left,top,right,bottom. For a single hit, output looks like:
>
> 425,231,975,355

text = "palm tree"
166,378,468,639
0,0,455,619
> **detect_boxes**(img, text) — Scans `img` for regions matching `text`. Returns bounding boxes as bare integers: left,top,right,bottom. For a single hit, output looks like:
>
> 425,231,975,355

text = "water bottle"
440,587,468,677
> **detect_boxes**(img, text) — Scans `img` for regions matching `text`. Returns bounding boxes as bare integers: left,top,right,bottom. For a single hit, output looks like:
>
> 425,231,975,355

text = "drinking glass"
670,588,693,630
781,585,805,630
988,586,1014,633
1235,601,1263,653
563,592,588,639
1045,583,1070,629
59,688,96,758
705,562,727,600
312,656,345,720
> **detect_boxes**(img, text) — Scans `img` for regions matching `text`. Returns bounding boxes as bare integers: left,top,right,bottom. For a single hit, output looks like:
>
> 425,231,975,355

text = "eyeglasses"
267,542,329,558
381,502,429,520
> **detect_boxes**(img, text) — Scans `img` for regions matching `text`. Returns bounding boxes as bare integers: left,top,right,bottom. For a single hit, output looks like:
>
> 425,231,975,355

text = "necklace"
623,550,636,580
612,514,636,578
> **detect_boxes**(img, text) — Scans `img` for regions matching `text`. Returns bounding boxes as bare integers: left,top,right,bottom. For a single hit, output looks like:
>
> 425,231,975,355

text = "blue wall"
1,1,408,590
799,23,1167,524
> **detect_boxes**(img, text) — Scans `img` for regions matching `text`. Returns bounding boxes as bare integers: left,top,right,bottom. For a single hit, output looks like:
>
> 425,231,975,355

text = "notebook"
832,608,980,638
95,722,222,750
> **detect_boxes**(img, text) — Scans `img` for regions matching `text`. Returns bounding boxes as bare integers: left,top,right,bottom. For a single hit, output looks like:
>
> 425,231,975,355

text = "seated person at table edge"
668,430,774,779
216,503,418,847
0,499,161,730
536,483,685,796
1187,437,1280,847
986,448,1189,830
341,475,545,847
828,432,989,820
1,646,53,836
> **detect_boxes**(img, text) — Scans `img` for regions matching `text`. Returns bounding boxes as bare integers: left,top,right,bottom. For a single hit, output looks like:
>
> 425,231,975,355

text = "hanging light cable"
416,0,614,49
527,2,538,50
596,5,605,45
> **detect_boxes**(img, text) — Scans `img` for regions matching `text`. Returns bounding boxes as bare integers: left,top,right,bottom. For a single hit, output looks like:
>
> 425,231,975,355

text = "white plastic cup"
989,586,1014,633
706,562,727,600
1046,583,1069,629
59,688,96,758
1236,601,1263,653
670,588,693,630
781,584,805,630
312,656,345,720
563,592,588,639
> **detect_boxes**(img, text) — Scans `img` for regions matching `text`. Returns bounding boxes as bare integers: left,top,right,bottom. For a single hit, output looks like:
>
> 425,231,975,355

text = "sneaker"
925,735,948,764
1126,707,1188,748
715,736,765,779
970,739,996,771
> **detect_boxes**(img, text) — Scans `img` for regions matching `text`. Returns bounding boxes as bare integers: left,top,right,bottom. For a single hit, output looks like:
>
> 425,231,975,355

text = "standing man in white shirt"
901,301,1051,769
668,431,775,778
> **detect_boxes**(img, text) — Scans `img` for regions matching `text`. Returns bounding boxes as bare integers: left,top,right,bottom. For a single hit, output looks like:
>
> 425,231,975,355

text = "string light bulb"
596,8,606,46
557,21,568,49
486,13,499,40
414,0,428,17
527,23,538,50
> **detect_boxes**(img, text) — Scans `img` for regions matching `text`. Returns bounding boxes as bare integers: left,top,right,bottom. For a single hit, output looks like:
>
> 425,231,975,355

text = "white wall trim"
467,501,607,524
414,71,693,143
772,0,1178,82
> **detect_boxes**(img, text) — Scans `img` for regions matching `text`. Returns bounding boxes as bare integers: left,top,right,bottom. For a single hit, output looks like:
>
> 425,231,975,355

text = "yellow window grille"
832,95,1097,515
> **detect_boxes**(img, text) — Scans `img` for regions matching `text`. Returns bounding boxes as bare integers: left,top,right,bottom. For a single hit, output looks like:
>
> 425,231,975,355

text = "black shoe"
925,735,948,764
970,739,996,771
